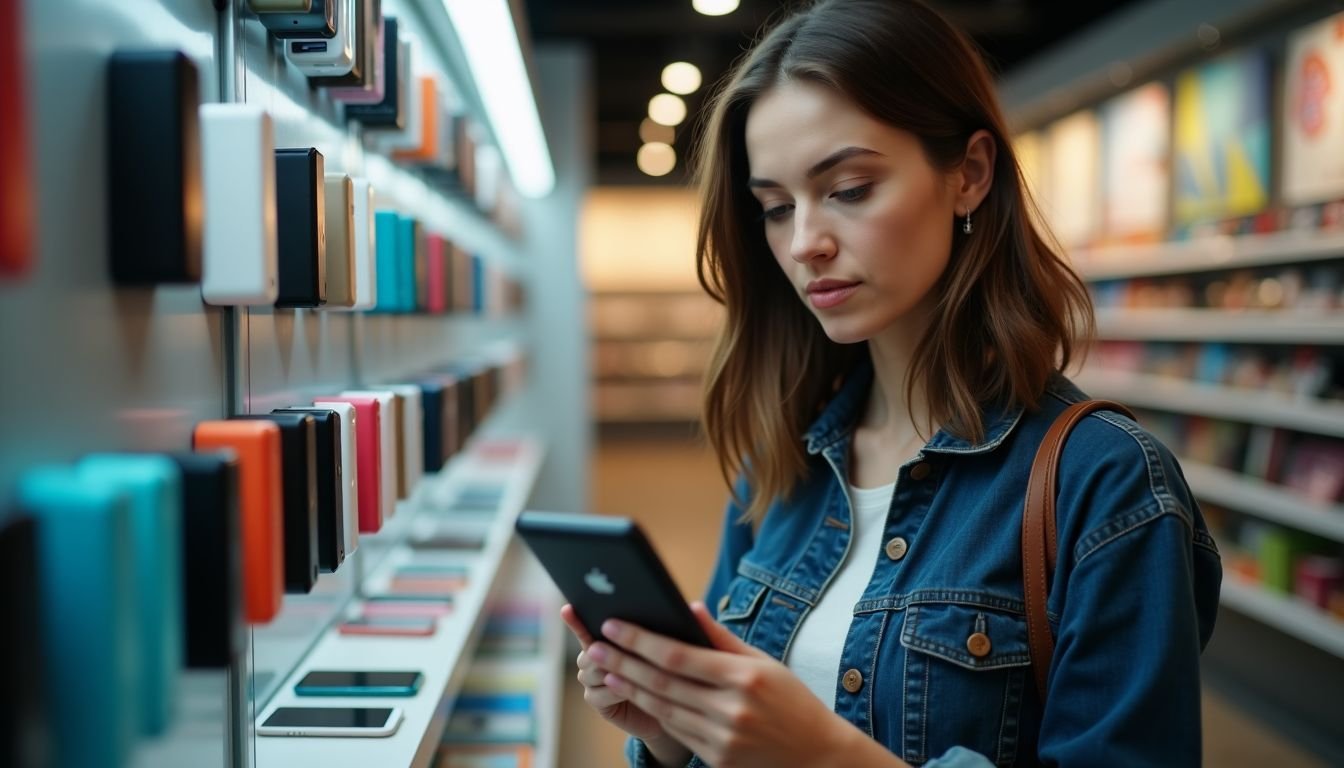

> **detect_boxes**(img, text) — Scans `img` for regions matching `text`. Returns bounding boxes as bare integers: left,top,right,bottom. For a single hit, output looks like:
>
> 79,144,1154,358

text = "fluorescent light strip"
443,0,555,198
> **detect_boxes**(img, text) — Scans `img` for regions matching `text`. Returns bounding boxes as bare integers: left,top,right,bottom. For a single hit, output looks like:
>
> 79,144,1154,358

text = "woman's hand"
586,602,887,768
561,604,690,764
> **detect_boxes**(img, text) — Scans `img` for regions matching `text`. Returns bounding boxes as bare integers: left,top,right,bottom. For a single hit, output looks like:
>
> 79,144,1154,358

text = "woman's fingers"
560,604,596,647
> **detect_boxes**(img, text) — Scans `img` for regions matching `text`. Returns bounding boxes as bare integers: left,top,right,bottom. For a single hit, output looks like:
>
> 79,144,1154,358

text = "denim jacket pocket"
895,602,1032,766
716,575,768,640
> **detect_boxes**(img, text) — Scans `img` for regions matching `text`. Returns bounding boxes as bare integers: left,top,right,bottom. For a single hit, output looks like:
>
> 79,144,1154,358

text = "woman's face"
744,80,960,344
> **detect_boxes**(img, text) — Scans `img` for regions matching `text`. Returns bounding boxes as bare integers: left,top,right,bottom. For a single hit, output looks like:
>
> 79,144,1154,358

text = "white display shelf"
1074,370,1344,439
1095,309,1344,343
254,437,543,768
1073,230,1344,281
1220,577,1344,659
1178,460,1344,543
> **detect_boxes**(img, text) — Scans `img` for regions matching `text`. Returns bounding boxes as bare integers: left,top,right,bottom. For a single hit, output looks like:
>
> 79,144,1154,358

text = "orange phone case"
192,420,284,624
392,77,438,162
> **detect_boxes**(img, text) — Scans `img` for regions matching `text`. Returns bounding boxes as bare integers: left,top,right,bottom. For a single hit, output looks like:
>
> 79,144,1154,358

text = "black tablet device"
515,511,711,648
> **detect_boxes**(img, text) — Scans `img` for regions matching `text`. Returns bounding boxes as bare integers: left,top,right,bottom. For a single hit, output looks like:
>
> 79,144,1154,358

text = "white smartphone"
322,174,356,308
350,178,377,309
199,103,279,306
341,390,398,520
379,384,423,492
256,706,402,738
284,0,355,77
309,400,359,557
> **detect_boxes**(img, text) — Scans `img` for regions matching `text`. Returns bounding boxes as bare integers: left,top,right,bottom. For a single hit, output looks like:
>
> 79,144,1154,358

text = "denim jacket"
629,361,1221,767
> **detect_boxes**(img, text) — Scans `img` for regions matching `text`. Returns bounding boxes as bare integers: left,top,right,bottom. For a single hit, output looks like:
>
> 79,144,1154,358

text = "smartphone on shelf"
294,670,424,697
515,511,712,648
256,706,402,737
337,615,437,637
284,0,355,76
256,0,335,39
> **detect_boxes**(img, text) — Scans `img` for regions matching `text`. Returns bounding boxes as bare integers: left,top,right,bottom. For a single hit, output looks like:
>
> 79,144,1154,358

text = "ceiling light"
692,0,739,16
661,62,702,95
639,118,675,145
443,0,555,198
637,142,676,177
648,93,687,127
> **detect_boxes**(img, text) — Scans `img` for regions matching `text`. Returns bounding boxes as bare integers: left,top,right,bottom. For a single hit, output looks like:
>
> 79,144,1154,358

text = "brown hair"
695,0,1093,520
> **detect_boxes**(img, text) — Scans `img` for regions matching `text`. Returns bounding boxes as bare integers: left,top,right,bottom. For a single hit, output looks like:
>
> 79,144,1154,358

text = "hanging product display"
1281,11,1344,206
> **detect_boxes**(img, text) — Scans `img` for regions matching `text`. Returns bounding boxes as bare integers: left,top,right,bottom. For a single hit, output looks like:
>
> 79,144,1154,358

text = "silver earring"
963,207,973,235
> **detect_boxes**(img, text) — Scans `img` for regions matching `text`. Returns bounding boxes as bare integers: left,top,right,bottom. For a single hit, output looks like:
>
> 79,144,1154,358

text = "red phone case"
314,396,383,533
337,617,437,637
426,233,447,314
192,420,284,624
0,0,32,278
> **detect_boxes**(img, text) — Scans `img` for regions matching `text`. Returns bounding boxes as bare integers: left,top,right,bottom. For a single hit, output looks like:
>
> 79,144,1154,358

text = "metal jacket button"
842,668,863,693
967,632,992,658
910,462,931,481
884,537,908,561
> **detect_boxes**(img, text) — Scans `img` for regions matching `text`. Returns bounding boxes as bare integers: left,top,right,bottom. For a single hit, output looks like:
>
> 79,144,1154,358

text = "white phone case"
311,400,359,557
199,104,278,306
379,384,423,492
340,390,397,520
284,0,355,76
350,178,377,309
371,68,423,153
321,174,356,308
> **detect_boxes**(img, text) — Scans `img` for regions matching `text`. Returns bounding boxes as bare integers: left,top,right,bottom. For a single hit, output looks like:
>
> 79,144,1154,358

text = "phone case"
314,395,384,533
515,512,711,648
329,13,385,102
370,65,424,152
168,452,244,669
342,390,400,511
321,174,356,308
310,0,380,88
424,233,447,314
411,378,446,473
371,211,401,312
193,420,285,624
284,0,355,76
274,407,346,572
106,50,202,285
380,384,424,491
362,597,454,618
307,401,359,554
349,178,378,309
0,514,47,768
399,215,418,313
0,0,32,279
346,23,405,128
274,147,327,308
258,0,335,39
199,103,279,305
294,670,424,696
17,467,136,767
234,413,319,594
388,78,438,160
77,454,183,737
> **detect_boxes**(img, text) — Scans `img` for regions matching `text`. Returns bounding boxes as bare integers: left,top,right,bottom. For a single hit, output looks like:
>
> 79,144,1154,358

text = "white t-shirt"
785,481,896,710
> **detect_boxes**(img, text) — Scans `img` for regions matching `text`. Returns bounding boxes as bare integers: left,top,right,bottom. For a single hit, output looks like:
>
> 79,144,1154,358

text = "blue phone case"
18,466,136,768
79,454,184,737
294,671,423,697
397,215,417,312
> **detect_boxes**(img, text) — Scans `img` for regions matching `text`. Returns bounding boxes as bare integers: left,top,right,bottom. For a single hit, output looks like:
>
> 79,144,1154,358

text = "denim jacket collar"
802,355,1046,457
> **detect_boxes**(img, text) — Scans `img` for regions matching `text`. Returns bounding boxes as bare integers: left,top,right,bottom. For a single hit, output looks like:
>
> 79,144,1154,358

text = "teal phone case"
397,214,417,312
79,454,183,737
373,210,400,312
18,466,136,768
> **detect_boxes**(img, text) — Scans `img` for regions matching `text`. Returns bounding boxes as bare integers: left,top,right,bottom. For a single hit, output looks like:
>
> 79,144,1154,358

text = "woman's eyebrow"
747,146,883,188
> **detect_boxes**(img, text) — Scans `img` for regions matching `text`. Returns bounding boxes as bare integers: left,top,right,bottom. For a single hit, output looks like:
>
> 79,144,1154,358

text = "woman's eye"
759,204,793,222
832,183,872,203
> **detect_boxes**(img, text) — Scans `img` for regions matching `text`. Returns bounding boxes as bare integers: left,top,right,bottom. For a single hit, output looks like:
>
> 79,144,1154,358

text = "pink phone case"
426,233,447,314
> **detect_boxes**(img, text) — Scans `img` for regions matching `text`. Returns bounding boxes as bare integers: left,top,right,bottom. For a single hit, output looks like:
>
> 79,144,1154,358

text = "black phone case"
274,147,327,307
514,512,712,648
413,379,445,473
345,17,402,128
234,413,319,593
0,513,48,767
169,452,243,669
106,50,202,285
258,0,336,39
274,407,345,573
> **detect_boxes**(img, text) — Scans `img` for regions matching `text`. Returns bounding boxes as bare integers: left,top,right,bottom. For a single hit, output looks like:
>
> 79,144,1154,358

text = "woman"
564,1,1222,765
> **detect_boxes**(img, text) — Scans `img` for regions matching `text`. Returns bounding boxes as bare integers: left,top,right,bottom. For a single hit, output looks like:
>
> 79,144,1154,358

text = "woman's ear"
957,129,996,213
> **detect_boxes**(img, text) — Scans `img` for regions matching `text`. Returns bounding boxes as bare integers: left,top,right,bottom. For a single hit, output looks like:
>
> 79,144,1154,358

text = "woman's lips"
806,281,860,309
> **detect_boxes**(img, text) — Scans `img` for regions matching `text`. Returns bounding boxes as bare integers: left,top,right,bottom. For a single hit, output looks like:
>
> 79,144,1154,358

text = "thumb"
691,601,766,658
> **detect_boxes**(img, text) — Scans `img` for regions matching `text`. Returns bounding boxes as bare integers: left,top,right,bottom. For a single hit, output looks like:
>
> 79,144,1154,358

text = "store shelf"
1074,230,1344,281
1074,370,1344,438
254,438,544,768
1178,460,1344,543
1220,577,1344,659
1095,309,1344,344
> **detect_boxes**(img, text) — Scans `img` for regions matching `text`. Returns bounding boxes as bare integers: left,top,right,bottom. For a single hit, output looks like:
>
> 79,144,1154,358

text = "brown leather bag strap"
1023,399,1137,706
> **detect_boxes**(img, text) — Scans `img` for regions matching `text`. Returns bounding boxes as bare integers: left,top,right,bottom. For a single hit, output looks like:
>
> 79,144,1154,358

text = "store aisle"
558,433,1322,768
